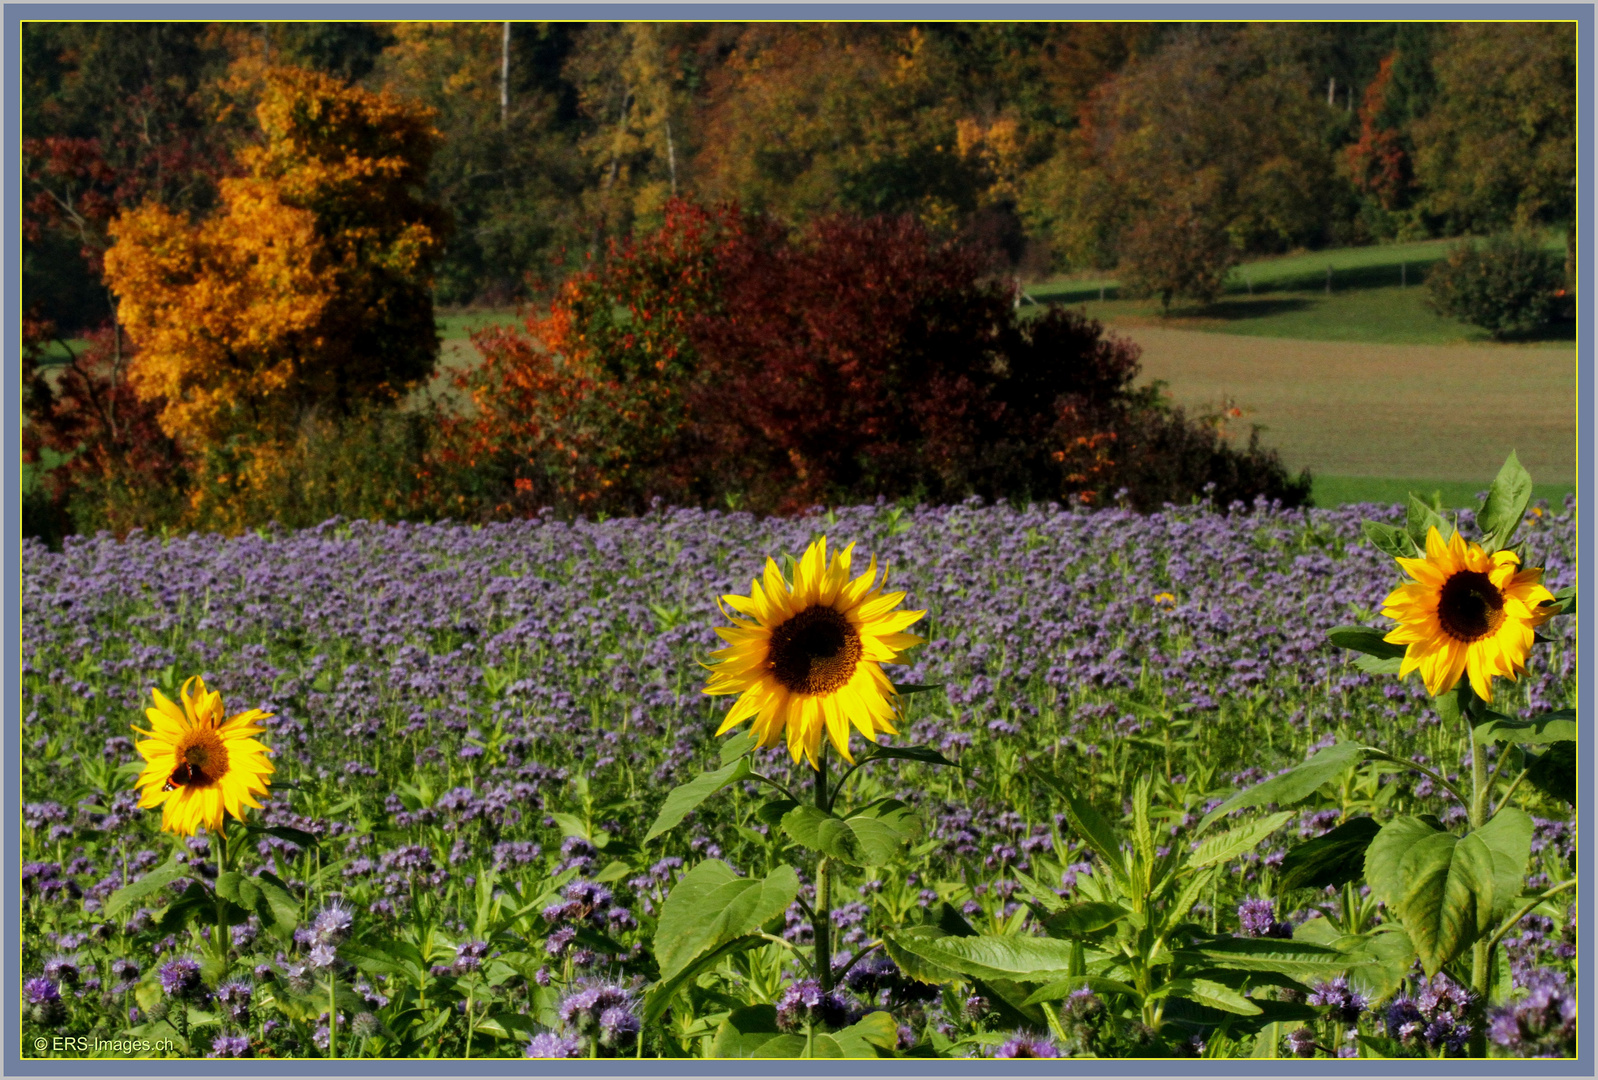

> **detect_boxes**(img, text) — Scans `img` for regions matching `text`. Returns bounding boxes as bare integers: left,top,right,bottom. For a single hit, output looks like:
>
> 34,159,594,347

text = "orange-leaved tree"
103,64,446,528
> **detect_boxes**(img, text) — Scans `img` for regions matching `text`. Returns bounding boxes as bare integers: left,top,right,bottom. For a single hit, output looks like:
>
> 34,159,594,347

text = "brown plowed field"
1123,327,1579,484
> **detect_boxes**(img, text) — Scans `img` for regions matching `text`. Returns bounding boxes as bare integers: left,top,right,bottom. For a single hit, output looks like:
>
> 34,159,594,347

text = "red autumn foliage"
23,311,185,538
451,198,1308,518
1346,55,1412,211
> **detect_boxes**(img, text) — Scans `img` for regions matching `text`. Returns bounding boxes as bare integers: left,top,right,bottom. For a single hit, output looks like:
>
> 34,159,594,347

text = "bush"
1426,233,1566,339
1116,204,1238,315
455,200,1310,517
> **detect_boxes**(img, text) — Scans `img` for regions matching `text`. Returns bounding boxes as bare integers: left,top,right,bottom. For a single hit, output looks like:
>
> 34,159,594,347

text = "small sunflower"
1381,526,1556,702
705,537,926,768
133,677,275,836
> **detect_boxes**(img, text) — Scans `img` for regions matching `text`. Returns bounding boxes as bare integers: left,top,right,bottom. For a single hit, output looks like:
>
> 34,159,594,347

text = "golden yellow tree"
103,64,445,522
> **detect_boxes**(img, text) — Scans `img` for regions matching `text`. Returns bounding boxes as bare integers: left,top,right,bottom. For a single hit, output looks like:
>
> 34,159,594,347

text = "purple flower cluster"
989,1033,1060,1058
556,981,641,1052
774,979,854,1032
1307,975,1368,1025
1488,967,1576,1058
1385,973,1477,1055
1236,897,1292,939
18,494,1577,1058
157,957,204,1001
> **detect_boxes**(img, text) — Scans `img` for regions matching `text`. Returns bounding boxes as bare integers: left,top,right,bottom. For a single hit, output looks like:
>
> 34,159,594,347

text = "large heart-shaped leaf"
1472,807,1535,920
652,860,797,982
1366,818,1497,976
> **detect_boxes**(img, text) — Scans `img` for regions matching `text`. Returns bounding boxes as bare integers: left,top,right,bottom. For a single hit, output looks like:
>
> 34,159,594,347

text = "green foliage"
1425,234,1566,340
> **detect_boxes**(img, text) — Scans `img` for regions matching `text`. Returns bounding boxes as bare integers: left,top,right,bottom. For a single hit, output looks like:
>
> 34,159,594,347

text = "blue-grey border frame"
5,3,1591,1076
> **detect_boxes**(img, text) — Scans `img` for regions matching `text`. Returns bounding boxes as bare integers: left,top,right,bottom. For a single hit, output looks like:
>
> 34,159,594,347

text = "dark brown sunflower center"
170,736,228,789
768,604,862,695
1437,570,1506,643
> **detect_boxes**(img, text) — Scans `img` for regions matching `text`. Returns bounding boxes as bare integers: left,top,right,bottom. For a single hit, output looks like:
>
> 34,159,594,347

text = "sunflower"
1381,526,1556,702
705,537,926,768
132,676,275,836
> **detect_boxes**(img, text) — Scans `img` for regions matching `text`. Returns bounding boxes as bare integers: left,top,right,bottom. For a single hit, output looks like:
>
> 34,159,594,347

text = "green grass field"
1310,475,1575,511
1027,235,1573,346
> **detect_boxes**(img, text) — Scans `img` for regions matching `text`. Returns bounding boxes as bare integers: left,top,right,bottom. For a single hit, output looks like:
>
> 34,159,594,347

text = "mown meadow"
20,487,1578,1060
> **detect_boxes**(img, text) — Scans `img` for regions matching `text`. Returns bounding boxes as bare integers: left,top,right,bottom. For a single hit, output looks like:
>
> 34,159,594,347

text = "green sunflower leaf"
245,824,319,849
1476,450,1534,553
1277,816,1382,891
890,683,945,697
104,851,187,919
1363,814,1522,976
862,744,960,769
779,800,917,866
644,757,752,843
1327,625,1407,659
1405,494,1454,549
1353,654,1404,675
652,859,798,984
719,730,759,765
1523,742,1576,807
1472,709,1577,746
1362,520,1417,559
1198,741,1369,832
1547,585,1576,617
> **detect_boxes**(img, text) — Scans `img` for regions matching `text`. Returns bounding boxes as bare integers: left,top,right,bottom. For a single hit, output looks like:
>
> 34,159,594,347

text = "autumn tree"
103,64,446,526
1023,26,1343,288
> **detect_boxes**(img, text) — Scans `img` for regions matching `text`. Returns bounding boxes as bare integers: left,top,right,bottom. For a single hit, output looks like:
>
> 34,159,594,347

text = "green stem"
814,749,833,994
1495,769,1529,814
1484,877,1578,956
328,976,337,1059
213,822,231,976
1469,735,1489,830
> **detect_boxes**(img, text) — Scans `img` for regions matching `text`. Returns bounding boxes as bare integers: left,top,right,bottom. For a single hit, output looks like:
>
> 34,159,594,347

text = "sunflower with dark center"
704,537,926,768
1381,526,1556,702
132,676,275,836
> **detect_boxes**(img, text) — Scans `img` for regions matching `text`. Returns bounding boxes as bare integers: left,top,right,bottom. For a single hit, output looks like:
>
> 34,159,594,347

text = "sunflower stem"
213,821,231,977
814,750,833,994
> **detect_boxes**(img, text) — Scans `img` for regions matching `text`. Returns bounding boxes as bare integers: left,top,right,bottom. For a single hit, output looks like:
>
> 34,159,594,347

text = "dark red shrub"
453,198,1309,517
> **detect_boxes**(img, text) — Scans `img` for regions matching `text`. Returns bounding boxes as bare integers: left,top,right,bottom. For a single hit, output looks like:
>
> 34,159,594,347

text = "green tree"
1409,23,1576,272
1025,27,1342,291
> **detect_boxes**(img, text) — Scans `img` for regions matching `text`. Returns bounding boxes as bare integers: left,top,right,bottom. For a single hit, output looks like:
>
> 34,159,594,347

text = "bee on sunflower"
132,676,274,836
703,536,926,770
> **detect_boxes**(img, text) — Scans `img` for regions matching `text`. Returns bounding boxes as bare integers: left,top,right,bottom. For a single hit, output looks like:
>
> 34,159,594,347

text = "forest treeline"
24,20,1575,330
